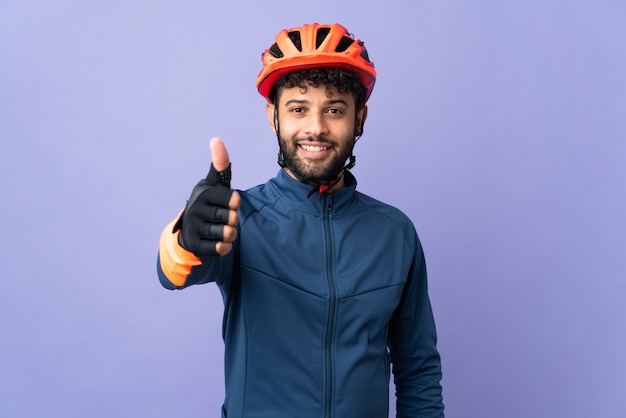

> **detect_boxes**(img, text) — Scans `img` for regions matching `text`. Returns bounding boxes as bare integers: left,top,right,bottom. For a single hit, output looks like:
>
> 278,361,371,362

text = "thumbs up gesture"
177,137,241,257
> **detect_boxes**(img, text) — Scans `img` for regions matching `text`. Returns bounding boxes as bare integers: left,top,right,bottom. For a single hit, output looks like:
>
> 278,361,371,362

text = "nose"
305,112,329,138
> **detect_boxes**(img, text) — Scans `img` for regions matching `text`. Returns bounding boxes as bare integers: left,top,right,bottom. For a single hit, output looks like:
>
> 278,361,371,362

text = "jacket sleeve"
388,235,444,417
156,210,234,290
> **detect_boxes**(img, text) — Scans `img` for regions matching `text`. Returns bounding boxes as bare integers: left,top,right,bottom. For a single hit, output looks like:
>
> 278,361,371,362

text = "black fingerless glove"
173,163,233,257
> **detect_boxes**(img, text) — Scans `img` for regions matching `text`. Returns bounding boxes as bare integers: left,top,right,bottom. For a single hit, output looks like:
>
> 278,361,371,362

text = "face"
267,84,367,187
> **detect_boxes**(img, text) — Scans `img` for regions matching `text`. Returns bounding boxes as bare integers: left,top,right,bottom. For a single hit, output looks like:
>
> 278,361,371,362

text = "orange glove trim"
158,211,202,287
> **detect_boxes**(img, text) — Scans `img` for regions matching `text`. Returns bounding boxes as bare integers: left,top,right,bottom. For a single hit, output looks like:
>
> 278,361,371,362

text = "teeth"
301,145,328,152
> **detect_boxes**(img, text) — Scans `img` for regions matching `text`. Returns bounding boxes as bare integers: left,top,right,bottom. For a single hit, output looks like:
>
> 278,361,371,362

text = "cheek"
278,119,302,137
335,120,357,138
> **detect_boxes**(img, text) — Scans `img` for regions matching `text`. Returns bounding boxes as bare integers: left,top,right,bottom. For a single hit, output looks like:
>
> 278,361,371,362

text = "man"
157,23,444,417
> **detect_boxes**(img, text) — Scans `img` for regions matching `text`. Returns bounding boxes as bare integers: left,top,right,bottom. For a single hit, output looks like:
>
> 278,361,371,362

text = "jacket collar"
268,169,358,215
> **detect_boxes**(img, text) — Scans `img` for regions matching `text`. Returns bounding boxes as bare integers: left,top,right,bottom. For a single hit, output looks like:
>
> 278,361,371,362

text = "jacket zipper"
323,194,336,418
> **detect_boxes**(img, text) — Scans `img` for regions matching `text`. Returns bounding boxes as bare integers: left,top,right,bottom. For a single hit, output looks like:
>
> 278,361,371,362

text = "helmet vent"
287,31,302,51
359,42,371,62
315,27,331,49
269,43,283,58
335,36,354,52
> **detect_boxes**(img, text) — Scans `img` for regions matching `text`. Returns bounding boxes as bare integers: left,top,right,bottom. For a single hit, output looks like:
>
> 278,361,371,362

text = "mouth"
297,141,333,159
300,144,329,152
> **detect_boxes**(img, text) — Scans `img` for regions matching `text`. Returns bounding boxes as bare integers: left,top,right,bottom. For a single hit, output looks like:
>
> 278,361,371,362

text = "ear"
355,105,368,136
266,102,276,133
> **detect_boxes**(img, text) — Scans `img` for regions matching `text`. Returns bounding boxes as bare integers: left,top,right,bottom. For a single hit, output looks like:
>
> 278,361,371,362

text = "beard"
279,134,355,185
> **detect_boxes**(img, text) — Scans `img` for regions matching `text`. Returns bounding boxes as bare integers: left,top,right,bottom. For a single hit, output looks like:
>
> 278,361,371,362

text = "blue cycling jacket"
157,170,444,418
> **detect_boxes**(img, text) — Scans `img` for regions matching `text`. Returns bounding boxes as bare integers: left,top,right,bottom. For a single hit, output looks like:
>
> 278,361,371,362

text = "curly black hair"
271,67,366,107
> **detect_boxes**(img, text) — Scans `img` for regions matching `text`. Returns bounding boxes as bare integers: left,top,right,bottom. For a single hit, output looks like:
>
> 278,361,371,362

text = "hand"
176,137,241,257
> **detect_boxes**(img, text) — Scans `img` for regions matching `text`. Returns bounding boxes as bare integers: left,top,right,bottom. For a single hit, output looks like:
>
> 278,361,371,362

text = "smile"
300,145,329,152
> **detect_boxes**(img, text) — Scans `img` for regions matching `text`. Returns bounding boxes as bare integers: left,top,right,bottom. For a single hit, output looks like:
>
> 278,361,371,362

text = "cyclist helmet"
256,23,376,103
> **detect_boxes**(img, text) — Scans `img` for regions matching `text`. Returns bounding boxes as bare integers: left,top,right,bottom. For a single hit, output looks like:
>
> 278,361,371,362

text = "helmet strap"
274,106,287,168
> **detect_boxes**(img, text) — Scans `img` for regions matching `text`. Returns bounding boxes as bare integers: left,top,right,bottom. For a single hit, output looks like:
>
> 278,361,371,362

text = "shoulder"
235,182,279,223
353,191,421,248
355,191,413,226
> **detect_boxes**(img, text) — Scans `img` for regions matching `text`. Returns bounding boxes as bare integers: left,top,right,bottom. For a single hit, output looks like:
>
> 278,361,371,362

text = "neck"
283,167,347,197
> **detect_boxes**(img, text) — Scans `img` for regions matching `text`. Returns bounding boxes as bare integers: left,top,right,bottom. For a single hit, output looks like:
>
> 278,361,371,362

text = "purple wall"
1,1,625,417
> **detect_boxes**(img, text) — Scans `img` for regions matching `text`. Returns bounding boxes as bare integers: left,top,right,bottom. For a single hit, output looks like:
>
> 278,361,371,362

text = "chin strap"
306,155,355,198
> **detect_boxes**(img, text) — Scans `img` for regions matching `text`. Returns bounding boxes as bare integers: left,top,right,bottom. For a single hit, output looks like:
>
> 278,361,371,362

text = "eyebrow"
284,98,350,107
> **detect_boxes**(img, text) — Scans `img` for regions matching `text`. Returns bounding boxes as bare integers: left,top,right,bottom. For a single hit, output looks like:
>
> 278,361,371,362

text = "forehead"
276,84,355,107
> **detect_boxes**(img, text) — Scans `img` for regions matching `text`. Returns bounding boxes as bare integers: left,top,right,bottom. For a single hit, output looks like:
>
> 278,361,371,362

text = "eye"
327,107,344,116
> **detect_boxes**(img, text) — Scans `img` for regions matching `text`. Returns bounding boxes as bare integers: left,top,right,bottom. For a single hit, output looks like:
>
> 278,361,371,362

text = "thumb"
210,137,230,172
205,137,232,188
